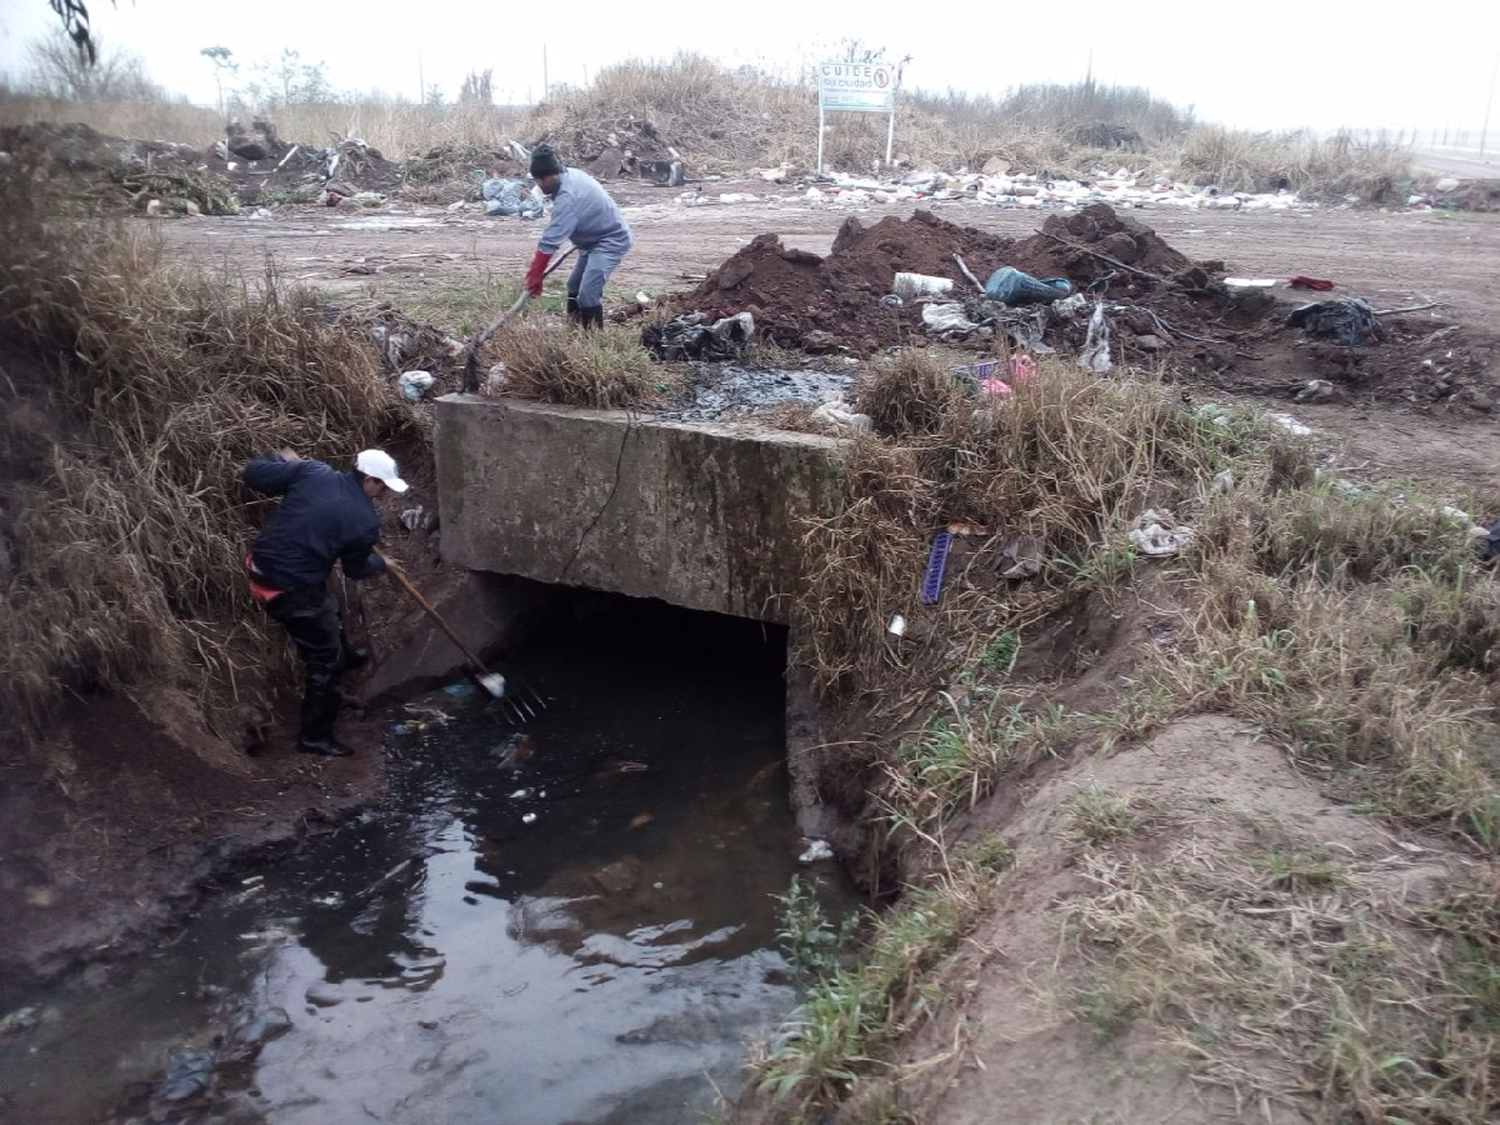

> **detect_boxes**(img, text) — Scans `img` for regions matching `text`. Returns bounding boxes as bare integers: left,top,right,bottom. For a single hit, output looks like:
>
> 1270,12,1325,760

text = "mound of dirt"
676,205,1212,355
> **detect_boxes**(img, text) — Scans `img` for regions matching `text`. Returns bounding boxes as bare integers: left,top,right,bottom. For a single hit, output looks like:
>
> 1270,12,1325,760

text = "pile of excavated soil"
676,204,1500,409
676,205,1210,356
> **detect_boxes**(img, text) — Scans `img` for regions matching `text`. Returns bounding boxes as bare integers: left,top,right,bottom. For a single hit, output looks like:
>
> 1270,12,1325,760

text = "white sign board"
817,62,896,113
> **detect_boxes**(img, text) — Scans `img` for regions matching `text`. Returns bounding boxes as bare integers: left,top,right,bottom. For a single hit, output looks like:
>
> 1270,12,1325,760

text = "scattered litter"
1294,379,1336,404
1483,519,1500,563
398,371,435,402
1213,469,1237,494
1289,275,1335,291
922,303,981,337
979,378,1013,397
887,614,908,637
1195,403,1232,427
642,312,755,362
1269,412,1314,436
892,272,953,301
1079,300,1113,374
798,839,835,863
951,359,1002,385
521,813,538,825
508,788,533,800
921,532,954,605
400,505,425,531
443,682,478,698
1286,298,1389,347
810,398,873,432
1128,509,1196,557
996,535,1043,579
984,266,1071,306
0,1008,40,1037
1224,277,1278,288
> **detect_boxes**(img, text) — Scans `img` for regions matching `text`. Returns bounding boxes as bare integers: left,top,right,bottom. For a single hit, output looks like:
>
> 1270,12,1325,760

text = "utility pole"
1482,46,1499,160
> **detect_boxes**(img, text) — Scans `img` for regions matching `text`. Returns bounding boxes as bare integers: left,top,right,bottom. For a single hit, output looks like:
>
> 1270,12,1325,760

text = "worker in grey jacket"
524,144,633,329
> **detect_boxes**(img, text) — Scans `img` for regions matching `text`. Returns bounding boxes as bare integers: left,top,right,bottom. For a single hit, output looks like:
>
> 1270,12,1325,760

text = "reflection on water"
0,597,857,1125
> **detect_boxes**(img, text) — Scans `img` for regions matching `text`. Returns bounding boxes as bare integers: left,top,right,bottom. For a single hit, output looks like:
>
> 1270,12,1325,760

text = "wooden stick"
1042,232,1173,285
1373,302,1443,316
952,253,986,295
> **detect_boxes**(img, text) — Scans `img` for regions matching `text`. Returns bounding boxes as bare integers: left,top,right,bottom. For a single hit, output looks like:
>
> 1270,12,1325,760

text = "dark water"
0,597,855,1125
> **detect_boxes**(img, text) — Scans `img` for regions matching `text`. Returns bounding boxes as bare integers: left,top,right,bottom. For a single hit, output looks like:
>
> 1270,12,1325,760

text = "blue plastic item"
921,532,954,606
984,267,1072,306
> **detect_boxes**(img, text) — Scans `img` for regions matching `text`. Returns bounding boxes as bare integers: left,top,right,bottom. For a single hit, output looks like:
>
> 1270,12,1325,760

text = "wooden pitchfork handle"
376,552,495,676
476,245,577,348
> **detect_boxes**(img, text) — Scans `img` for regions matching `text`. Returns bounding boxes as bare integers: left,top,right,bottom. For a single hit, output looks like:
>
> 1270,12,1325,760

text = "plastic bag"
1078,301,1112,374
984,266,1072,306
481,178,544,219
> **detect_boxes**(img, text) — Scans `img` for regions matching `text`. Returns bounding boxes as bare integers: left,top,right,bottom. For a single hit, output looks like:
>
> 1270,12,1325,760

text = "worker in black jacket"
243,447,408,756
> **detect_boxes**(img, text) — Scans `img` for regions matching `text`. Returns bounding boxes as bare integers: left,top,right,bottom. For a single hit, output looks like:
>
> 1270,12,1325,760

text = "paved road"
1414,151,1500,180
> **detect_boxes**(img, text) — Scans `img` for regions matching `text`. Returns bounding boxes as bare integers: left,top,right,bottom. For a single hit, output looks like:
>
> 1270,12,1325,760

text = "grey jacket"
537,169,633,254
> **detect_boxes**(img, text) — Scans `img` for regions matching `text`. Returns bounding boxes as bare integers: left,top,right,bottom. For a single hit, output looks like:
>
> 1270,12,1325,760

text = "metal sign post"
816,61,897,175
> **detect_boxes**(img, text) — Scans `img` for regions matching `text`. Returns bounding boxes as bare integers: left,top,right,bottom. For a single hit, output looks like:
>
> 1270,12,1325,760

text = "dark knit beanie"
529,144,564,178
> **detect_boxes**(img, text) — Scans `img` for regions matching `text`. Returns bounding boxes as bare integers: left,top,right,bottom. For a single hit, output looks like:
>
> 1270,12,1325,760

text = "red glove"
524,250,552,298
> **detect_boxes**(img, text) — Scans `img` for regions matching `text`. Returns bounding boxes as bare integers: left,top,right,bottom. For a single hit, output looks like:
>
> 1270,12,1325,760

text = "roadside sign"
816,60,899,173
818,63,896,113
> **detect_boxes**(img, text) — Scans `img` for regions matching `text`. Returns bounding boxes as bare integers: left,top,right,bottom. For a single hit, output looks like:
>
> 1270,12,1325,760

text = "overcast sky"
1,1,1497,139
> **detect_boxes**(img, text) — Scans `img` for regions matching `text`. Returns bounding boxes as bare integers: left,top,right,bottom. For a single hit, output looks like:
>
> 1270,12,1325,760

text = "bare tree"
27,29,159,100
201,45,236,118
48,0,99,65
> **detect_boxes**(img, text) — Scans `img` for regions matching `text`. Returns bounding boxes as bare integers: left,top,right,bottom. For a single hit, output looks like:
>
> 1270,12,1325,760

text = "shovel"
460,245,577,393
378,555,545,724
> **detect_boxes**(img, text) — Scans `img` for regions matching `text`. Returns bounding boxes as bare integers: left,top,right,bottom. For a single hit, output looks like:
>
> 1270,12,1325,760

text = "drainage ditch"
0,593,858,1125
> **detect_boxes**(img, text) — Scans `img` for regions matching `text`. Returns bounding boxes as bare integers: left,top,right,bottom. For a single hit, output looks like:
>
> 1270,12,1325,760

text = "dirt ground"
148,181,1500,329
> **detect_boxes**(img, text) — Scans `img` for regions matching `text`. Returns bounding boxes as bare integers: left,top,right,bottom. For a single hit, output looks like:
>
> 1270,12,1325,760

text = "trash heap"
204,122,405,206
793,166,1311,213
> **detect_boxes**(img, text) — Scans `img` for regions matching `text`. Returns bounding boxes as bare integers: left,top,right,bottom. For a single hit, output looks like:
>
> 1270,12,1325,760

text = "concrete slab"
435,395,845,623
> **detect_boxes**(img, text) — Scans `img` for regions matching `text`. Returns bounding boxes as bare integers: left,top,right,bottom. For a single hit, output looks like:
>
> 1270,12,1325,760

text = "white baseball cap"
355,448,409,493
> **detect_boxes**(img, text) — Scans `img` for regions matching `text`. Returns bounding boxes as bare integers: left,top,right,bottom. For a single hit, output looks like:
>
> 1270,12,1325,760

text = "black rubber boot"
579,305,605,331
566,295,581,324
298,671,351,756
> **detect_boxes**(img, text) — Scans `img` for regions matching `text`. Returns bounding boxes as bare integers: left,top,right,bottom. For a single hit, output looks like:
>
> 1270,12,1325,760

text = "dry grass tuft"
493,320,665,409
795,363,1263,699
0,159,417,739
1173,126,1414,200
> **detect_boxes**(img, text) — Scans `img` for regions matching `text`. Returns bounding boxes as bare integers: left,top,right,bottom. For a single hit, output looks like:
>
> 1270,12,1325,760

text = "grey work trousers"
566,240,631,309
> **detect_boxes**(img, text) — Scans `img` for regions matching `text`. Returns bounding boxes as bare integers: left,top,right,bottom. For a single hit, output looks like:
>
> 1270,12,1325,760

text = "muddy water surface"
0,600,854,1124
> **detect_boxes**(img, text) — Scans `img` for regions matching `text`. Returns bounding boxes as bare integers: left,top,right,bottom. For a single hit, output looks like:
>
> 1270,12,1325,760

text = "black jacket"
244,454,387,590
